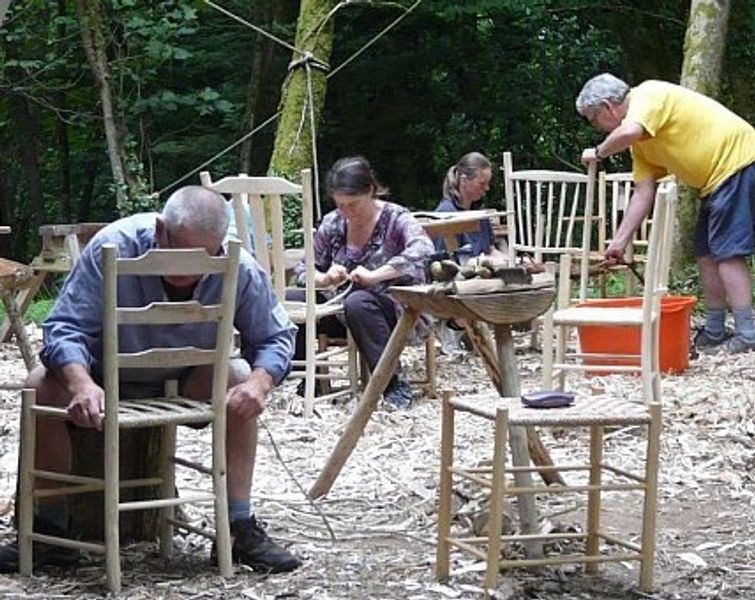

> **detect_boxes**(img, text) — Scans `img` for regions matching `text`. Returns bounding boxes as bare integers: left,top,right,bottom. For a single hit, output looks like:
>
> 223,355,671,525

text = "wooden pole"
465,321,564,486
309,308,418,499
494,324,542,557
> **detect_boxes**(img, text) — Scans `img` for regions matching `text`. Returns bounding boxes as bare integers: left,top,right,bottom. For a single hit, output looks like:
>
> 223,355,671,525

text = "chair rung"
35,476,164,499
167,517,215,540
119,493,215,512
173,455,212,475
31,532,105,554
498,551,641,568
553,363,641,373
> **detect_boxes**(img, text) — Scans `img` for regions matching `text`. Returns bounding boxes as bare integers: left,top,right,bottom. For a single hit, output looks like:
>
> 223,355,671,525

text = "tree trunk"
4,36,45,258
268,0,336,185
674,0,731,270
69,427,162,541
75,0,140,213
0,0,12,27
57,0,73,222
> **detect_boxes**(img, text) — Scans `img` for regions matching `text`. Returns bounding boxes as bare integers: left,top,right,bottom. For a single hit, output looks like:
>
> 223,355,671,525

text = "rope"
159,0,423,196
328,0,421,79
204,0,304,56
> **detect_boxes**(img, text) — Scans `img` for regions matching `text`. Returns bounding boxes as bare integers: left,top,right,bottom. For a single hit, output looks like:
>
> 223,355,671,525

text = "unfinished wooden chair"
503,152,598,299
542,182,678,403
200,169,358,417
502,152,597,351
436,392,661,595
18,241,241,592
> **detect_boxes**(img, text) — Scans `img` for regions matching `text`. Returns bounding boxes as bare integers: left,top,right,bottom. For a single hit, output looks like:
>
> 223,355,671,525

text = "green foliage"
2,0,753,279
0,299,55,325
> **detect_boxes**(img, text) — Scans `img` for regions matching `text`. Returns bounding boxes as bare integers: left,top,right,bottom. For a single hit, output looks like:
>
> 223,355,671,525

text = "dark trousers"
289,288,398,373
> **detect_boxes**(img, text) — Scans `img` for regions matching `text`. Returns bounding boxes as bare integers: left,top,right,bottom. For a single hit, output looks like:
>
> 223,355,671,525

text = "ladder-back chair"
200,169,358,417
18,241,242,593
503,152,598,301
542,182,678,403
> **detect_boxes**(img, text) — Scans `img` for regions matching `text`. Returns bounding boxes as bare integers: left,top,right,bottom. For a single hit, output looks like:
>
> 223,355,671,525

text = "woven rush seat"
449,393,653,427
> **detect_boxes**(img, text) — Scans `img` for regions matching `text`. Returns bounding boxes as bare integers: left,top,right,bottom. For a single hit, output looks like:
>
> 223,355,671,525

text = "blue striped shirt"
41,213,296,385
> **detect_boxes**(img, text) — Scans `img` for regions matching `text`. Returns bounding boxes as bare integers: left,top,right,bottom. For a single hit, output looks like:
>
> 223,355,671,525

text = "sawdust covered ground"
1,326,754,599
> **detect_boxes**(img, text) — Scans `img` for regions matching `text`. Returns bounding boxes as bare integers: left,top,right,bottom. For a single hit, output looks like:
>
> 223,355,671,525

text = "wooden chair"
503,152,598,300
18,241,242,593
200,169,358,417
502,152,597,350
436,392,661,595
542,182,678,403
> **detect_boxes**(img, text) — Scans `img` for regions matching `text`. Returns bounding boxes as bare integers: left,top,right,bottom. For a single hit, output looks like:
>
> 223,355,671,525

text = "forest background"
1,0,753,265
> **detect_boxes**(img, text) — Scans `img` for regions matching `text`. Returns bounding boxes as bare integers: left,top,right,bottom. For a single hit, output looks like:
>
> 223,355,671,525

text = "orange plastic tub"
577,296,697,374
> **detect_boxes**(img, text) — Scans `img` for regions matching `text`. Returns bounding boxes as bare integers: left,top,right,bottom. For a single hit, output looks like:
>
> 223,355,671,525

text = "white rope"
328,0,421,79
204,0,304,56
160,0,423,196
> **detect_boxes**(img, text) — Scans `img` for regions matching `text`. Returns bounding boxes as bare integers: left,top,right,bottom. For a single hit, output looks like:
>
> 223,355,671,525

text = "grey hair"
443,152,491,202
162,185,230,239
575,73,630,116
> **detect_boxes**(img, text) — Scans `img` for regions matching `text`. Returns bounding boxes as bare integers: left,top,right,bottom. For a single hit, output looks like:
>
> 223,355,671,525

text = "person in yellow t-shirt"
576,73,755,355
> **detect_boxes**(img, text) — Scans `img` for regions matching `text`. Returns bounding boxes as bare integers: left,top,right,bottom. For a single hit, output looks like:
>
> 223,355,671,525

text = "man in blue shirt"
0,186,300,574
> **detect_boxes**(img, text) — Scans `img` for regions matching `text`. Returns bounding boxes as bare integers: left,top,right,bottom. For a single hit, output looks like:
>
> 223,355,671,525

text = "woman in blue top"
434,152,507,261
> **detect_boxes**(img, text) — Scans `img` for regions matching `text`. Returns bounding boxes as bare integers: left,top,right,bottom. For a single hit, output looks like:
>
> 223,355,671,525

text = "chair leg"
639,403,662,592
317,334,332,395
212,420,232,578
304,319,317,418
425,333,437,399
347,330,360,397
158,424,177,558
104,415,121,593
585,425,603,573
436,392,455,580
484,407,509,593
18,389,36,576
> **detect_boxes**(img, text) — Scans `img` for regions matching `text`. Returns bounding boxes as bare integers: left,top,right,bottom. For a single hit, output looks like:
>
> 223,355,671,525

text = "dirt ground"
1,325,754,599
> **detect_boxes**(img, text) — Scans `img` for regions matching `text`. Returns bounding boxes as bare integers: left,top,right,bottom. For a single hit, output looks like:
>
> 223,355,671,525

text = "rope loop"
288,51,330,74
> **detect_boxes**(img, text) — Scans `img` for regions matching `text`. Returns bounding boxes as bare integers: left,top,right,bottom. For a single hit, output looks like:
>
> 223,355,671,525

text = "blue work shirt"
433,196,495,257
41,213,296,385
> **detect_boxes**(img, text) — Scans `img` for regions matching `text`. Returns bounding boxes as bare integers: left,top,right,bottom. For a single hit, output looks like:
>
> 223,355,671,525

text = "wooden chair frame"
436,392,661,595
542,182,678,403
200,169,358,416
18,242,241,592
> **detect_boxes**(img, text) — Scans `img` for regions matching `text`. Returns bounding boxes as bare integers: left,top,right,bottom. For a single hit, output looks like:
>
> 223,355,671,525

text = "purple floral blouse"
295,201,434,340
296,201,434,293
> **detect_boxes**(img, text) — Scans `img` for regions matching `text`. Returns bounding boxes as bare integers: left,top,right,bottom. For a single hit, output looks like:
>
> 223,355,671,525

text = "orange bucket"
576,296,697,374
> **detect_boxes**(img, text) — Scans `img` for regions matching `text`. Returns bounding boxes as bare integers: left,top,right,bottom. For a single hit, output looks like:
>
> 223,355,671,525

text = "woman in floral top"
293,156,434,408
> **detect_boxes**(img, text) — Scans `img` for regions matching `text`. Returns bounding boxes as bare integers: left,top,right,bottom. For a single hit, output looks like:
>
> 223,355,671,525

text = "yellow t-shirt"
626,80,755,196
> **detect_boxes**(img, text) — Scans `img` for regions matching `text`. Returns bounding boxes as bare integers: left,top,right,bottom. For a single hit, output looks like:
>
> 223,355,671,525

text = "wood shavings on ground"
0,327,753,599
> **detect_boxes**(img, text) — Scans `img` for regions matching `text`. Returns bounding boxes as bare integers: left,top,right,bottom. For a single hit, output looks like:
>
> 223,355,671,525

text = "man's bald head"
162,185,230,240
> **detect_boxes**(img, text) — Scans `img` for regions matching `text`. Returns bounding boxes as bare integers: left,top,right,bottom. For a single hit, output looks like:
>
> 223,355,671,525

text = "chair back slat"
117,302,224,325
118,249,228,276
502,152,597,300
118,347,217,370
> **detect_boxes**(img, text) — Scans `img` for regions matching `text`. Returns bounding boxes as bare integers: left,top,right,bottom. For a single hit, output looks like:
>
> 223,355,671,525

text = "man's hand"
581,147,600,165
226,368,273,420
348,265,378,288
602,242,626,267
67,382,105,430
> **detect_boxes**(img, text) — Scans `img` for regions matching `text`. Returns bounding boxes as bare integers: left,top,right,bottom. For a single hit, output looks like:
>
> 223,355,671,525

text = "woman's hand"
349,265,379,288
325,264,349,287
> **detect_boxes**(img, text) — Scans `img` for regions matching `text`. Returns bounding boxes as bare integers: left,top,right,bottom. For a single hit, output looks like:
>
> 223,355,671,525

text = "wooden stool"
436,392,661,596
0,258,37,370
